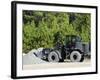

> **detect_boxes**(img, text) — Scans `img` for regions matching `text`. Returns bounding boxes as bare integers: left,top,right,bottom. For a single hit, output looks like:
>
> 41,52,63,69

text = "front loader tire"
48,51,60,62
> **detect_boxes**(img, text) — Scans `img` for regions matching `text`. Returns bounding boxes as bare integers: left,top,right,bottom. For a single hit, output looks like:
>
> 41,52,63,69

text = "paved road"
23,58,91,70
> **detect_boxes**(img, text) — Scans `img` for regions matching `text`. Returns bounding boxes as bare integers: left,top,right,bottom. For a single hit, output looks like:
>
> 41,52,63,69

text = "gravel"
23,49,48,65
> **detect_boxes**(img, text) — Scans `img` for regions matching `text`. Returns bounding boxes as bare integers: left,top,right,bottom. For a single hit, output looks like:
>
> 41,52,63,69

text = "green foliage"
23,11,91,53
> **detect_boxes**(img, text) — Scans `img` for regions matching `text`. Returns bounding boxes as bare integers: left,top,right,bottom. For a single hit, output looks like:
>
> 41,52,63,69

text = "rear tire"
70,51,84,62
48,51,60,62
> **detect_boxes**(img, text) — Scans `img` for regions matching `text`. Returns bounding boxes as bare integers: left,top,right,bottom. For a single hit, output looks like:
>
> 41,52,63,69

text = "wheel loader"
36,35,90,62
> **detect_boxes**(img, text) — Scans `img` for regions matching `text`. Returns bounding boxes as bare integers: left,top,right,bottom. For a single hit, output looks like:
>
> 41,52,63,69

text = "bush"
23,11,91,53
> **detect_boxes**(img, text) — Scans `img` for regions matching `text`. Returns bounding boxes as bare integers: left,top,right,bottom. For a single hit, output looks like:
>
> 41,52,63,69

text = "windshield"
75,36,81,42
65,35,81,44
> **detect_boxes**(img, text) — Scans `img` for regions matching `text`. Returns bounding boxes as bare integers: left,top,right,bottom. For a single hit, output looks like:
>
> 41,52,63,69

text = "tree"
23,11,91,53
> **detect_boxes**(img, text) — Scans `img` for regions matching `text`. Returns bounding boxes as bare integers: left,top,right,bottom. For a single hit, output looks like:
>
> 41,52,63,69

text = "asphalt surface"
23,58,91,70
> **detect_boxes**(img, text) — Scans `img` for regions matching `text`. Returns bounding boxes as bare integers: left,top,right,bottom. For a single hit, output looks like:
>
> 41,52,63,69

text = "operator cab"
65,35,81,48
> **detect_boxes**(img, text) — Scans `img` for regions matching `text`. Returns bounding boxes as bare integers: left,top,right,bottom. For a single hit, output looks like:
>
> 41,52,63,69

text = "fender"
54,50,62,59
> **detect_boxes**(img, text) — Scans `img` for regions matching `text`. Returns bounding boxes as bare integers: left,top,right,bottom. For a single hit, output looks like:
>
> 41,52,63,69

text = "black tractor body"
39,35,90,62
